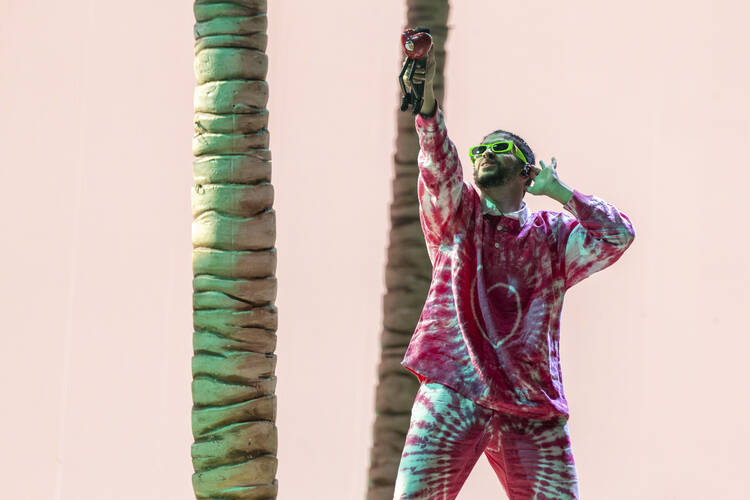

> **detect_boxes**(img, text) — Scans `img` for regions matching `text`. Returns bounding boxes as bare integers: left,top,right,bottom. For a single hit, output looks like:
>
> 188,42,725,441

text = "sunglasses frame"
469,140,528,165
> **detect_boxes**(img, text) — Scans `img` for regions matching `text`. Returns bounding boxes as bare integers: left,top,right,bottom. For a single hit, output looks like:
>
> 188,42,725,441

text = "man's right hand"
402,47,436,116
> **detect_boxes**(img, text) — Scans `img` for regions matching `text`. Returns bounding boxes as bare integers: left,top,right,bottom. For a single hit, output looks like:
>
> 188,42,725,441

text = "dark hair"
481,129,535,166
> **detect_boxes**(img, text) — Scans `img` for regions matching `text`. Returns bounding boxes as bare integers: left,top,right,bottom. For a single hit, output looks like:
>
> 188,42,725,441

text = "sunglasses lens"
472,146,487,156
492,142,510,153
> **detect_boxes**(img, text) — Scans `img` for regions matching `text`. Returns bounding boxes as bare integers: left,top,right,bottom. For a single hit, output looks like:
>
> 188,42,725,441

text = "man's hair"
481,129,535,166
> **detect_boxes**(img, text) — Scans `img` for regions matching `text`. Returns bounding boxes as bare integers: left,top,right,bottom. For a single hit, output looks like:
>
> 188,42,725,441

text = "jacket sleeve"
555,189,636,290
415,101,468,264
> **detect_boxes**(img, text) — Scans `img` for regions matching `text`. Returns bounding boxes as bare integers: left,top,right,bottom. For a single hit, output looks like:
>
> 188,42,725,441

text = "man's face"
472,133,525,189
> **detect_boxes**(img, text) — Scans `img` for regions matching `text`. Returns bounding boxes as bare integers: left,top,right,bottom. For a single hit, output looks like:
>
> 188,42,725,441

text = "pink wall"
1,0,748,498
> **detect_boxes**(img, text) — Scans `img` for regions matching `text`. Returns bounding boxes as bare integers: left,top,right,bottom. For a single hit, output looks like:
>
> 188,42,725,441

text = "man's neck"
481,184,525,213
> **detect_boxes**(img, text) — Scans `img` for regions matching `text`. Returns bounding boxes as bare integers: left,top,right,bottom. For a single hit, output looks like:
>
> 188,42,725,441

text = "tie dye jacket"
401,103,636,420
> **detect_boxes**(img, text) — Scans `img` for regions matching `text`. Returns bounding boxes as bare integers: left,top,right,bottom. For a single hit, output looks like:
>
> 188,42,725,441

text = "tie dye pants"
393,382,579,500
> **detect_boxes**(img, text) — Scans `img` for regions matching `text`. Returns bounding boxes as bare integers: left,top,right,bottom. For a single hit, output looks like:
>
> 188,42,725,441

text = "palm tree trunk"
366,1,450,499
191,1,278,498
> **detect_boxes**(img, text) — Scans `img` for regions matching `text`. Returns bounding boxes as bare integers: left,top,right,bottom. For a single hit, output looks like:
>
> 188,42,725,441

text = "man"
393,48,636,499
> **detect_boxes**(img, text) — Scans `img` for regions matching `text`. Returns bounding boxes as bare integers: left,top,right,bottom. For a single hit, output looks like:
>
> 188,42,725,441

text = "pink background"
1,0,749,498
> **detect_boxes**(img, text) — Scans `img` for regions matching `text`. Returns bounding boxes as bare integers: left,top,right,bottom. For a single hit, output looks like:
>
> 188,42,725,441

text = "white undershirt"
479,194,530,225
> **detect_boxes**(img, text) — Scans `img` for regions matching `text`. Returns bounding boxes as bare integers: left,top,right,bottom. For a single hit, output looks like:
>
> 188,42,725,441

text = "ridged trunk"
366,1,450,499
190,1,278,498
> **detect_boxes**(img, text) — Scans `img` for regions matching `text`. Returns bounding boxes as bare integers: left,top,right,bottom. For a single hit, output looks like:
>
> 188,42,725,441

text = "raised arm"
415,102,466,263
403,49,467,264
526,159,636,289
555,190,636,290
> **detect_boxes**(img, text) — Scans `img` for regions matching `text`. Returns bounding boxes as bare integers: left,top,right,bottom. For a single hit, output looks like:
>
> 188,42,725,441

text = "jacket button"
494,242,500,248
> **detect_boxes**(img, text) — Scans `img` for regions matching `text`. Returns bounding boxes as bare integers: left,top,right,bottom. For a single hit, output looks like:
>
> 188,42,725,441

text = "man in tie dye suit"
393,49,636,499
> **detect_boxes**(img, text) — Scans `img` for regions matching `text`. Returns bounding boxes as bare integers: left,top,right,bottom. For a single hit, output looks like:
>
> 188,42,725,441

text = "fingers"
401,70,409,91
401,46,434,93
538,158,558,170
402,76,424,92
401,65,427,91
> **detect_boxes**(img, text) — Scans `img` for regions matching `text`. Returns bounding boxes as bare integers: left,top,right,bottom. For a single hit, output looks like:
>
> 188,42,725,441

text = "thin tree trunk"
191,1,278,498
367,1,450,499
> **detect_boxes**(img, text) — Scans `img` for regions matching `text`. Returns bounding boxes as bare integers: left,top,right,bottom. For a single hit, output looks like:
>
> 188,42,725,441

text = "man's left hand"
526,157,574,204
526,157,561,197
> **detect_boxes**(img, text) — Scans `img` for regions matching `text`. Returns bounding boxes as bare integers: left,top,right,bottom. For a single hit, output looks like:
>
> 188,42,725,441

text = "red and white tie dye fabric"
393,382,579,500
401,102,636,420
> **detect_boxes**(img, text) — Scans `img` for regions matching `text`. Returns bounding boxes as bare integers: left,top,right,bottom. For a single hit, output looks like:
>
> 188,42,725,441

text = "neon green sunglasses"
469,140,528,165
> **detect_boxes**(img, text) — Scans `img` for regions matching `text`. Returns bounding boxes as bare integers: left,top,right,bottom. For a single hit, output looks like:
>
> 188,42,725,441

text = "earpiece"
522,164,532,187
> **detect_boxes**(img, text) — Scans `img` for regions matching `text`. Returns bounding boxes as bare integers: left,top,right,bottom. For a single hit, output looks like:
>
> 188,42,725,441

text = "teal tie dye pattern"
402,102,635,420
396,101,634,498
394,382,579,499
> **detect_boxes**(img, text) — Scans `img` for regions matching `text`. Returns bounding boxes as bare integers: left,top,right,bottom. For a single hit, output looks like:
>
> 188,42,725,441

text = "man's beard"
473,164,515,188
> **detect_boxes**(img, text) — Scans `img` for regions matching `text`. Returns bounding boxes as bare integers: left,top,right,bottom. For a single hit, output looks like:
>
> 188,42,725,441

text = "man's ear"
523,165,533,186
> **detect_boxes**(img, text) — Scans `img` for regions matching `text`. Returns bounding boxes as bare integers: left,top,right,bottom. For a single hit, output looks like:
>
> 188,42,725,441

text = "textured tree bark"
191,1,277,498
366,2,450,499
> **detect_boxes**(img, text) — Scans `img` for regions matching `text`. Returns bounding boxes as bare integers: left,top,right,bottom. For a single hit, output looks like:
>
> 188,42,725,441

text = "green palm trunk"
191,0,278,498
366,1,450,499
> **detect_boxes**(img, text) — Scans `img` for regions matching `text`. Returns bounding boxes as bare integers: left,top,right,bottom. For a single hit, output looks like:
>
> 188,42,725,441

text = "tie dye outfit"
394,103,635,499
394,382,579,499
